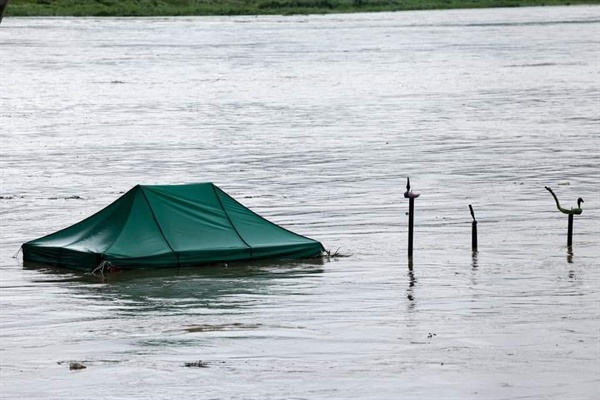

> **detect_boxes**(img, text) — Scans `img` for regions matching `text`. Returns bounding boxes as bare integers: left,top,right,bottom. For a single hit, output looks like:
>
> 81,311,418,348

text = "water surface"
1,6,599,399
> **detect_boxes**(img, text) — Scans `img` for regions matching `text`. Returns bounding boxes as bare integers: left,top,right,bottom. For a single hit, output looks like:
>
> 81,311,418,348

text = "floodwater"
1,6,599,399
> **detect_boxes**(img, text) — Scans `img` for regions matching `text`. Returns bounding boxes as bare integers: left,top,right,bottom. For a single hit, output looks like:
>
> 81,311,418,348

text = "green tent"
22,183,324,271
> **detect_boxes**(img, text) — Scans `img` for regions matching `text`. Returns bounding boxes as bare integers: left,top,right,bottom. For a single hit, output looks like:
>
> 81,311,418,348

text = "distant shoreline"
5,0,600,18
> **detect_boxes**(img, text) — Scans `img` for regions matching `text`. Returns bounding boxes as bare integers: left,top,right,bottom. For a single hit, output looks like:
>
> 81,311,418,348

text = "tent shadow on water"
23,259,325,314
22,183,325,272
24,257,325,283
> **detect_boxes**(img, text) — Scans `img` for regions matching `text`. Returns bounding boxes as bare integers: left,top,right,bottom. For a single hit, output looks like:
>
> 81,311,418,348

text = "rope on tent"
91,260,113,277
12,246,22,259
322,248,352,260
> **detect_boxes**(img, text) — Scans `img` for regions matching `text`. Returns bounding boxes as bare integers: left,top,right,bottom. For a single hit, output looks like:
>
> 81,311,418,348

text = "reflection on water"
24,258,325,282
1,6,599,400
567,246,574,264
24,260,324,315
406,258,416,305
471,252,479,269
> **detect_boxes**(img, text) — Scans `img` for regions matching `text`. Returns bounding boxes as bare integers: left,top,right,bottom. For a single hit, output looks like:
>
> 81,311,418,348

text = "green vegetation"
5,0,600,17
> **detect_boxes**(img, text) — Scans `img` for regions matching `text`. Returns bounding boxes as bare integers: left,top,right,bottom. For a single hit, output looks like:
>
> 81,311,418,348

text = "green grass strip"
5,0,600,17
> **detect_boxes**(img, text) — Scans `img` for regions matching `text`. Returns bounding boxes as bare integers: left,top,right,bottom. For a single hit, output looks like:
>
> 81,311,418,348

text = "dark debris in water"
323,248,352,259
58,359,122,368
68,362,86,370
184,322,261,333
184,360,209,368
48,195,84,200
1,195,84,200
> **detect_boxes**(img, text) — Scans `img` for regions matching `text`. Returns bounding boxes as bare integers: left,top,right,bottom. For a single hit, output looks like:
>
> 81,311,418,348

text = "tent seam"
140,186,177,255
104,187,139,255
211,184,253,255
217,187,324,250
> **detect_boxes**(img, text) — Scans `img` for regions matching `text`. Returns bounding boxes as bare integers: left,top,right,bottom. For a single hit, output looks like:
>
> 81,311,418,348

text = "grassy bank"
5,0,600,17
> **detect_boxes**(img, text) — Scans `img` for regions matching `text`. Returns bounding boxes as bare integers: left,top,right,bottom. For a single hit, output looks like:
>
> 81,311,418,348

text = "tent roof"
23,183,324,270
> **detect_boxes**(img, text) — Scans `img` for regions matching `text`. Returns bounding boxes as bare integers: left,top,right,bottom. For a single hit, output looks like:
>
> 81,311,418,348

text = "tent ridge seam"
216,186,324,249
212,184,253,255
104,187,138,255
140,187,177,255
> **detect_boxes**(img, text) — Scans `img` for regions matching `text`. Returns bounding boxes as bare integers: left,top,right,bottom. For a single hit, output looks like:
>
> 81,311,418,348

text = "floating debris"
47,195,84,200
184,360,209,368
69,362,86,370
323,248,352,259
184,322,261,333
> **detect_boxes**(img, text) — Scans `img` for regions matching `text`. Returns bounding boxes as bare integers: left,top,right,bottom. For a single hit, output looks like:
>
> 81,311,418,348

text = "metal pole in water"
408,197,414,258
469,204,478,253
544,186,583,248
567,213,573,247
404,177,420,259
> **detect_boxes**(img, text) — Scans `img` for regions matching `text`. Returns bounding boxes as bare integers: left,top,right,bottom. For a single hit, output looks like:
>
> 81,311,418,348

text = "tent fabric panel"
24,187,136,252
250,242,324,260
104,244,320,269
103,189,174,258
215,186,322,248
22,245,100,270
104,251,179,268
141,184,249,252
106,247,253,269
23,243,321,271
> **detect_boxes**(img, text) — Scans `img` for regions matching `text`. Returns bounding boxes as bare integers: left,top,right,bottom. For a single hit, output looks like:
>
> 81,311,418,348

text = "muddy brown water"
1,6,599,399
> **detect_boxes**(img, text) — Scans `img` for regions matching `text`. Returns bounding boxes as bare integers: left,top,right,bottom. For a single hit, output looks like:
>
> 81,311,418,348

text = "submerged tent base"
23,183,325,272
23,243,324,273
